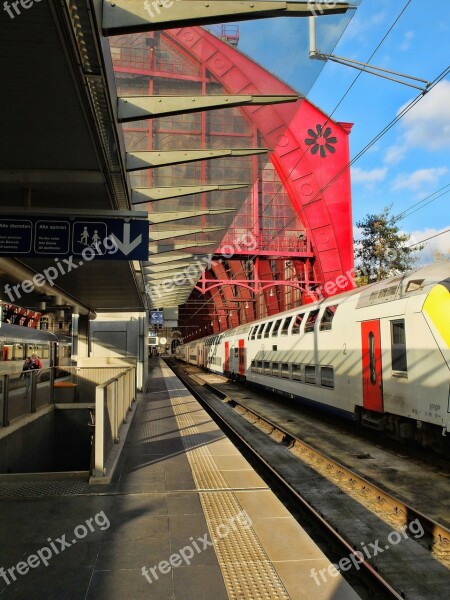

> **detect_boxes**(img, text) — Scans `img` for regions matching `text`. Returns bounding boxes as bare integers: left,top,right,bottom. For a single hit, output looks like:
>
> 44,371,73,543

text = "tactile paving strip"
163,366,290,600
0,478,91,498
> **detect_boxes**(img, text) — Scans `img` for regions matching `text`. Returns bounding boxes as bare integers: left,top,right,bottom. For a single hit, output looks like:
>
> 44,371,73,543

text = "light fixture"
269,289,274,297
245,301,249,309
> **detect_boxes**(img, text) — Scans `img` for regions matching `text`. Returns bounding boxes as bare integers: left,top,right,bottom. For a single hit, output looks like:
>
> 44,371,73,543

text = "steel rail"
172,364,405,600
202,380,450,563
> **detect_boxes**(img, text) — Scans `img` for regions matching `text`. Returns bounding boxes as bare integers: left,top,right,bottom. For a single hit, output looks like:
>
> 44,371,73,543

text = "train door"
238,339,245,377
197,345,202,367
361,320,383,412
224,341,230,373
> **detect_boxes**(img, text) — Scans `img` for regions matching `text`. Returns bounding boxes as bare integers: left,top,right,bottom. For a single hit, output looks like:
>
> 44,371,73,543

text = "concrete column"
74,314,90,363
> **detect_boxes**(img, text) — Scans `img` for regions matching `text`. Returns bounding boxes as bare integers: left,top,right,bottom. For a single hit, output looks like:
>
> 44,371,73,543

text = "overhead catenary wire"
185,2,423,324
394,183,450,221
263,64,450,253
248,0,417,234
180,4,449,328
406,228,450,249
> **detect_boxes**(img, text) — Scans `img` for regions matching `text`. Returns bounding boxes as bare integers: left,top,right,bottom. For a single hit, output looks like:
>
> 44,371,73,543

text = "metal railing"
56,366,132,401
1,368,55,427
92,367,136,477
0,366,136,427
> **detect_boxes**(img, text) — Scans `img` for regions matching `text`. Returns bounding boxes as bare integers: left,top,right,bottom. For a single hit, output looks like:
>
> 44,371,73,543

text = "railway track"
168,359,450,600
204,381,450,565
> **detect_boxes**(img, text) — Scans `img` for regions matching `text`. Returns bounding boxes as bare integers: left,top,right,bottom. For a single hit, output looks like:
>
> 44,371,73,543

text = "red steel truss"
111,27,354,340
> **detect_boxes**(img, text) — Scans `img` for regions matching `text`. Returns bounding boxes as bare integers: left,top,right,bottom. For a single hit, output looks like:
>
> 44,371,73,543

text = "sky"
238,0,450,264
309,0,450,263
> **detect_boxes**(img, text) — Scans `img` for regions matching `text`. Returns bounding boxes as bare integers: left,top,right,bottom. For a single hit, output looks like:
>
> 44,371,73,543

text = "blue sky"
308,0,450,262
238,0,450,262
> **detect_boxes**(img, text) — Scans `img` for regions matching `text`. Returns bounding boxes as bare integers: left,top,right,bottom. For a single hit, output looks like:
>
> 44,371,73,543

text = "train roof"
356,261,450,308
0,323,66,343
185,261,450,344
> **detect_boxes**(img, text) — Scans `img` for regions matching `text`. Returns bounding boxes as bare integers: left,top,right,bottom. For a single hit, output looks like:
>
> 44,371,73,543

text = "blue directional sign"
0,216,149,260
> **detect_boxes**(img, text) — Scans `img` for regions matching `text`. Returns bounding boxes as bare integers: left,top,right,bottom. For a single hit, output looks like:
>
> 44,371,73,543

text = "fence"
0,365,137,478
92,367,136,477
1,368,55,427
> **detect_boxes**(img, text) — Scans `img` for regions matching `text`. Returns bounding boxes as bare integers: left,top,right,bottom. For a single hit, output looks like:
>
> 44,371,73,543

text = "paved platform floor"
0,359,361,599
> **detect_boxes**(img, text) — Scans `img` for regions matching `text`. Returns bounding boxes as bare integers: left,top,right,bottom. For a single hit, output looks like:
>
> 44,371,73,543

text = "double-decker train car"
0,323,72,376
176,262,450,452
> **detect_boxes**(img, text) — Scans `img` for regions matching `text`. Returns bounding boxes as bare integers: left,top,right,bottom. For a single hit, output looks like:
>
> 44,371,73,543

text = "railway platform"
0,358,361,599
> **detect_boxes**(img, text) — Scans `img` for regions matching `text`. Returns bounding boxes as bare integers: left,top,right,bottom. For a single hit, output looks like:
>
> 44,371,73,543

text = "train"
176,262,450,453
0,323,72,376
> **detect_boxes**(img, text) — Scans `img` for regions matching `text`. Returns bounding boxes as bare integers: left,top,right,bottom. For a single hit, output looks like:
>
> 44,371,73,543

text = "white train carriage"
177,263,450,451
0,323,72,376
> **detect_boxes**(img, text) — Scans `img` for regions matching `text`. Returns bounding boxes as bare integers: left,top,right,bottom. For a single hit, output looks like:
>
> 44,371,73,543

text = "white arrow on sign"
110,223,142,256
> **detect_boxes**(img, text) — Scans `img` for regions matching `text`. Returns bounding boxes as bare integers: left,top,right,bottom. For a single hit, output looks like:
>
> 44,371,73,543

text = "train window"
321,366,334,388
263,322,272,338
305,365,316,385
264,361,271,375
406,279,424,293
292,364,302,381
256,324,264,340
251,360,257,372
391,320,407,373
320,306,337,331
369,333,376,385
379,286,397,299
250,326,257,341
281,363,290,378
14,343,25,360
281,316,293,336
271,362,279,376
271,319,283,338
292,313,304,335
257,361,264,373
304,310,320,333
35,344,49,360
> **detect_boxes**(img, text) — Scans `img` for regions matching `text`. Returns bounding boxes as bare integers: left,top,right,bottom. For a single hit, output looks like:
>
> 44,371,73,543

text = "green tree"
355,206,423,283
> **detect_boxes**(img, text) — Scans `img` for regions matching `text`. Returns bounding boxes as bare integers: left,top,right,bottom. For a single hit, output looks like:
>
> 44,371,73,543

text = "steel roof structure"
0,1,357,326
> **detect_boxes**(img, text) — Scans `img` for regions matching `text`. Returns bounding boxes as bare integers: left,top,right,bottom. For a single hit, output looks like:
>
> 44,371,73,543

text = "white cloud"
398,80,450,151
399,31,414,52
352,166,387,185
382,81,450,165
391,167,448,192
344,10,388,43
409,227,450,264
384,144,407,165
